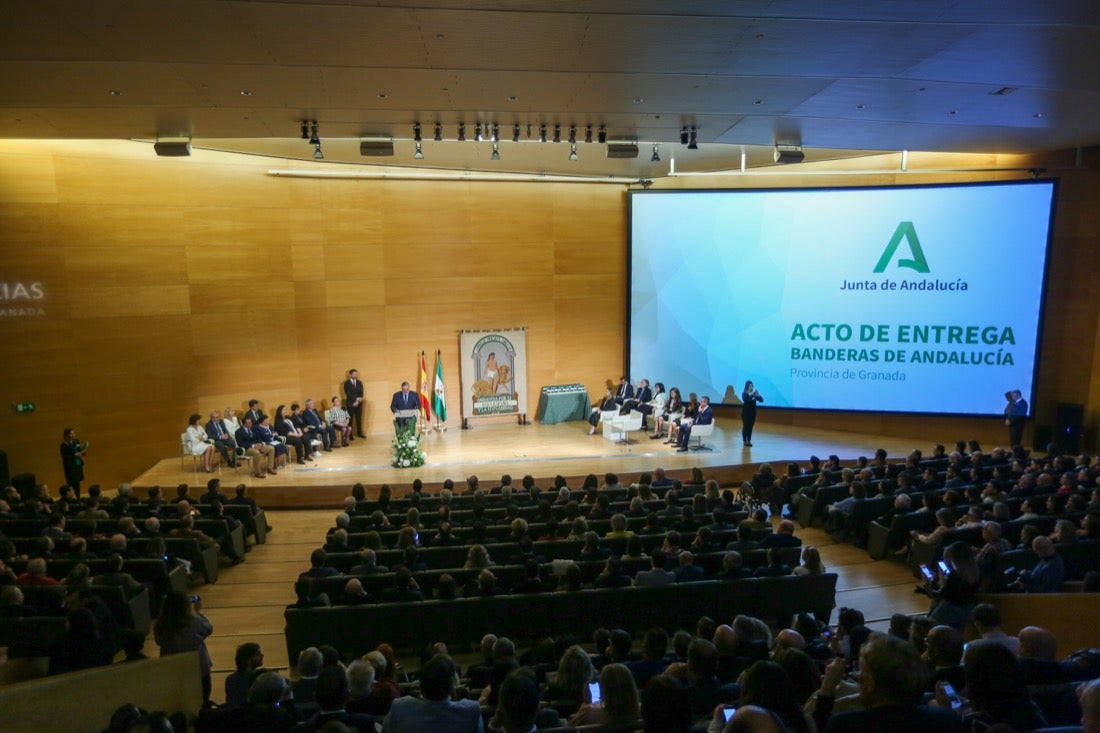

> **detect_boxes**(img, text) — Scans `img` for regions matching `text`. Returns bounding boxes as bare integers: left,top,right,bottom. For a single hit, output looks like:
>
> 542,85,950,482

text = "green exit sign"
13,402,36,413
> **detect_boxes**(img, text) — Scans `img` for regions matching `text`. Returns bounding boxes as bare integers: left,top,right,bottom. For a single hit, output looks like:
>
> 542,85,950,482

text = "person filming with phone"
917,541,980,632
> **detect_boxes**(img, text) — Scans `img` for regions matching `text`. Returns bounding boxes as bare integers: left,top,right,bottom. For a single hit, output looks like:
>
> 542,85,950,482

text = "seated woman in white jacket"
185,413,216,472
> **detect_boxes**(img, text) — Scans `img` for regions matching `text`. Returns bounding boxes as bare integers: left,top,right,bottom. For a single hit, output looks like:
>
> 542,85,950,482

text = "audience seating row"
302,546,804,599
7,538,217,586
316,530,789,573
283,573,838,661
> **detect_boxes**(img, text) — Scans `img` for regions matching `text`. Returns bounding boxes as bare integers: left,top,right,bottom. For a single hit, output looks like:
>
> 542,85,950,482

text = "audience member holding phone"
920,541,981,631
569,663,641,728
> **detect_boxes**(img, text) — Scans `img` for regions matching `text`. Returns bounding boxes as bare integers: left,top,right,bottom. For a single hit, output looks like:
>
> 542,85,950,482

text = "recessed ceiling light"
239,89,252,96
949,110,958,116
507,95,518,102
377,92,388,100
109,89,122,96
436,33,445,39
633,98,644,104
1034,112,1044,118
856,104,865,109
754,99,763,105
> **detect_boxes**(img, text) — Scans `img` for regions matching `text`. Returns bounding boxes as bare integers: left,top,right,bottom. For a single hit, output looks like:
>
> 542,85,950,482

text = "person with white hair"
346,658,376,714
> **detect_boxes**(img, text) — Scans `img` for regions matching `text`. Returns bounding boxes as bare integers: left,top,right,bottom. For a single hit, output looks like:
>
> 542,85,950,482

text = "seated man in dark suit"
91,553,144,598
379,567,424,603
593,555,632,588
204,411,237,468
302,398,336,451
300,548,340,579
634,553,676,587
675,395,713,452
726,524,761,553
511,559,553,593
613,375,635,406
200,478,230,506
760,519,803,548
579,531,610,562
673,551,707,582
348,548,388,575
339,578,374,606
753,547,793,577
716,551,753,580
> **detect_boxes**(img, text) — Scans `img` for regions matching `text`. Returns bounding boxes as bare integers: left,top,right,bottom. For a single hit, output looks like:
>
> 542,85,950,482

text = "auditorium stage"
131,419,931,509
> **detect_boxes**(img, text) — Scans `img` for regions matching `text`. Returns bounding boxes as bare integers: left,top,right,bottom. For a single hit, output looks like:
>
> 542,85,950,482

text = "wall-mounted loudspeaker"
153,141,191,157
606,143,639,159
773,145,805,164
360,141,395,156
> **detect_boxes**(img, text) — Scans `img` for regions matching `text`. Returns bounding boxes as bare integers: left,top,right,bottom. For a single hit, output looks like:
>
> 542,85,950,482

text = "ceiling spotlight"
413,123,422,142
597,125,607,144
433,122,443,142
568,125,576,144
553,124,561,143
585,125,593,144
651,144,660,162
300,120,309,140
491,142,501,161
474,123,483,142
414,141,424,159
679,126,689,145
491,124,500,142
309,121,320,146
688,126,698,150
569,142,578,161
539,124,547,143
458,122,466,141
512,123,520,143
313,142,323,160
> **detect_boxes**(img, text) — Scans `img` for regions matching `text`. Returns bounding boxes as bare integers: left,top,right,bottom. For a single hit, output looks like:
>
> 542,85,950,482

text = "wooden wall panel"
0,140,1096,489
0,148,58,204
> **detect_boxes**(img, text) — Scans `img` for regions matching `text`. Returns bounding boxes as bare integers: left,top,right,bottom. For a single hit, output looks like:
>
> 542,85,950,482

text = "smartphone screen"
588,681,601,704
919,564,934,580
938,560,950,575
943,682,962,710
723,707,736,722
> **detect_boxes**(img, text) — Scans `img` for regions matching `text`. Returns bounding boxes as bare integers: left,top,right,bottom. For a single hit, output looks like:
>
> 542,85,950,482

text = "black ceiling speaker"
606,142,639,159
153,140,191,156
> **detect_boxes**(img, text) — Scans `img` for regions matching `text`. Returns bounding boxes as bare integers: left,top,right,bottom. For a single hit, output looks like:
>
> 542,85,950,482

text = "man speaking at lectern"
391,381,420,433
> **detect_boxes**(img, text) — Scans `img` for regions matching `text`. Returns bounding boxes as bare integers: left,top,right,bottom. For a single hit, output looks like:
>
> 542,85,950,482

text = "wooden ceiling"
2,1,1099,177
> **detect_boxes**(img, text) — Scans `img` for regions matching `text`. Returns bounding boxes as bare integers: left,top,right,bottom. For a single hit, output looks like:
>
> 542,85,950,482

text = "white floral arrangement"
391,425,426,468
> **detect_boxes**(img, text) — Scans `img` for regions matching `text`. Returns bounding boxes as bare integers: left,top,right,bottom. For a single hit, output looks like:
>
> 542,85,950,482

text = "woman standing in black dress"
741,381,763,447
59,427,87,497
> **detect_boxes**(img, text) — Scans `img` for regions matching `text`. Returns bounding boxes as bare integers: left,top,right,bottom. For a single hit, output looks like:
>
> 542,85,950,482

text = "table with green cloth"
537,384,592,424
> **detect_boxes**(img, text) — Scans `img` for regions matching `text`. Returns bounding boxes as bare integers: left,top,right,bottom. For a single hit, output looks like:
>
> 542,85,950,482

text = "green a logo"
873,221,930,273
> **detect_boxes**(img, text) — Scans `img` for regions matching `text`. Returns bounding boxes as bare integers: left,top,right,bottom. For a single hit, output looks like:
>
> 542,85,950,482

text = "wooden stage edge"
131,419,938,510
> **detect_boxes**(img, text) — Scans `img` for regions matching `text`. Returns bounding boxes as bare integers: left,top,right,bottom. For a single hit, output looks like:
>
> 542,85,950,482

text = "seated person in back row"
588,388,618,435
761,520,803,548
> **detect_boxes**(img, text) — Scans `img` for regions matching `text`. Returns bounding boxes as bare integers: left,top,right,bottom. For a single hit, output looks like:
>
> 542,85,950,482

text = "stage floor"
133,419,930,508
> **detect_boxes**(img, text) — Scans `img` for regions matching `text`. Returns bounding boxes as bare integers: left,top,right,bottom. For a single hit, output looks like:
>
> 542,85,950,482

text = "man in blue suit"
613,375,634,406
1004,389,1028,448
303,398,336,451
676,395,713,452
390,381,420,433
205,410,237,468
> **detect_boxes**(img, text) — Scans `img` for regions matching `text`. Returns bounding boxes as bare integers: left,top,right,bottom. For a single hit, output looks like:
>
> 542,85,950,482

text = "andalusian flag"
418,351,432,422
433,350,447,422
